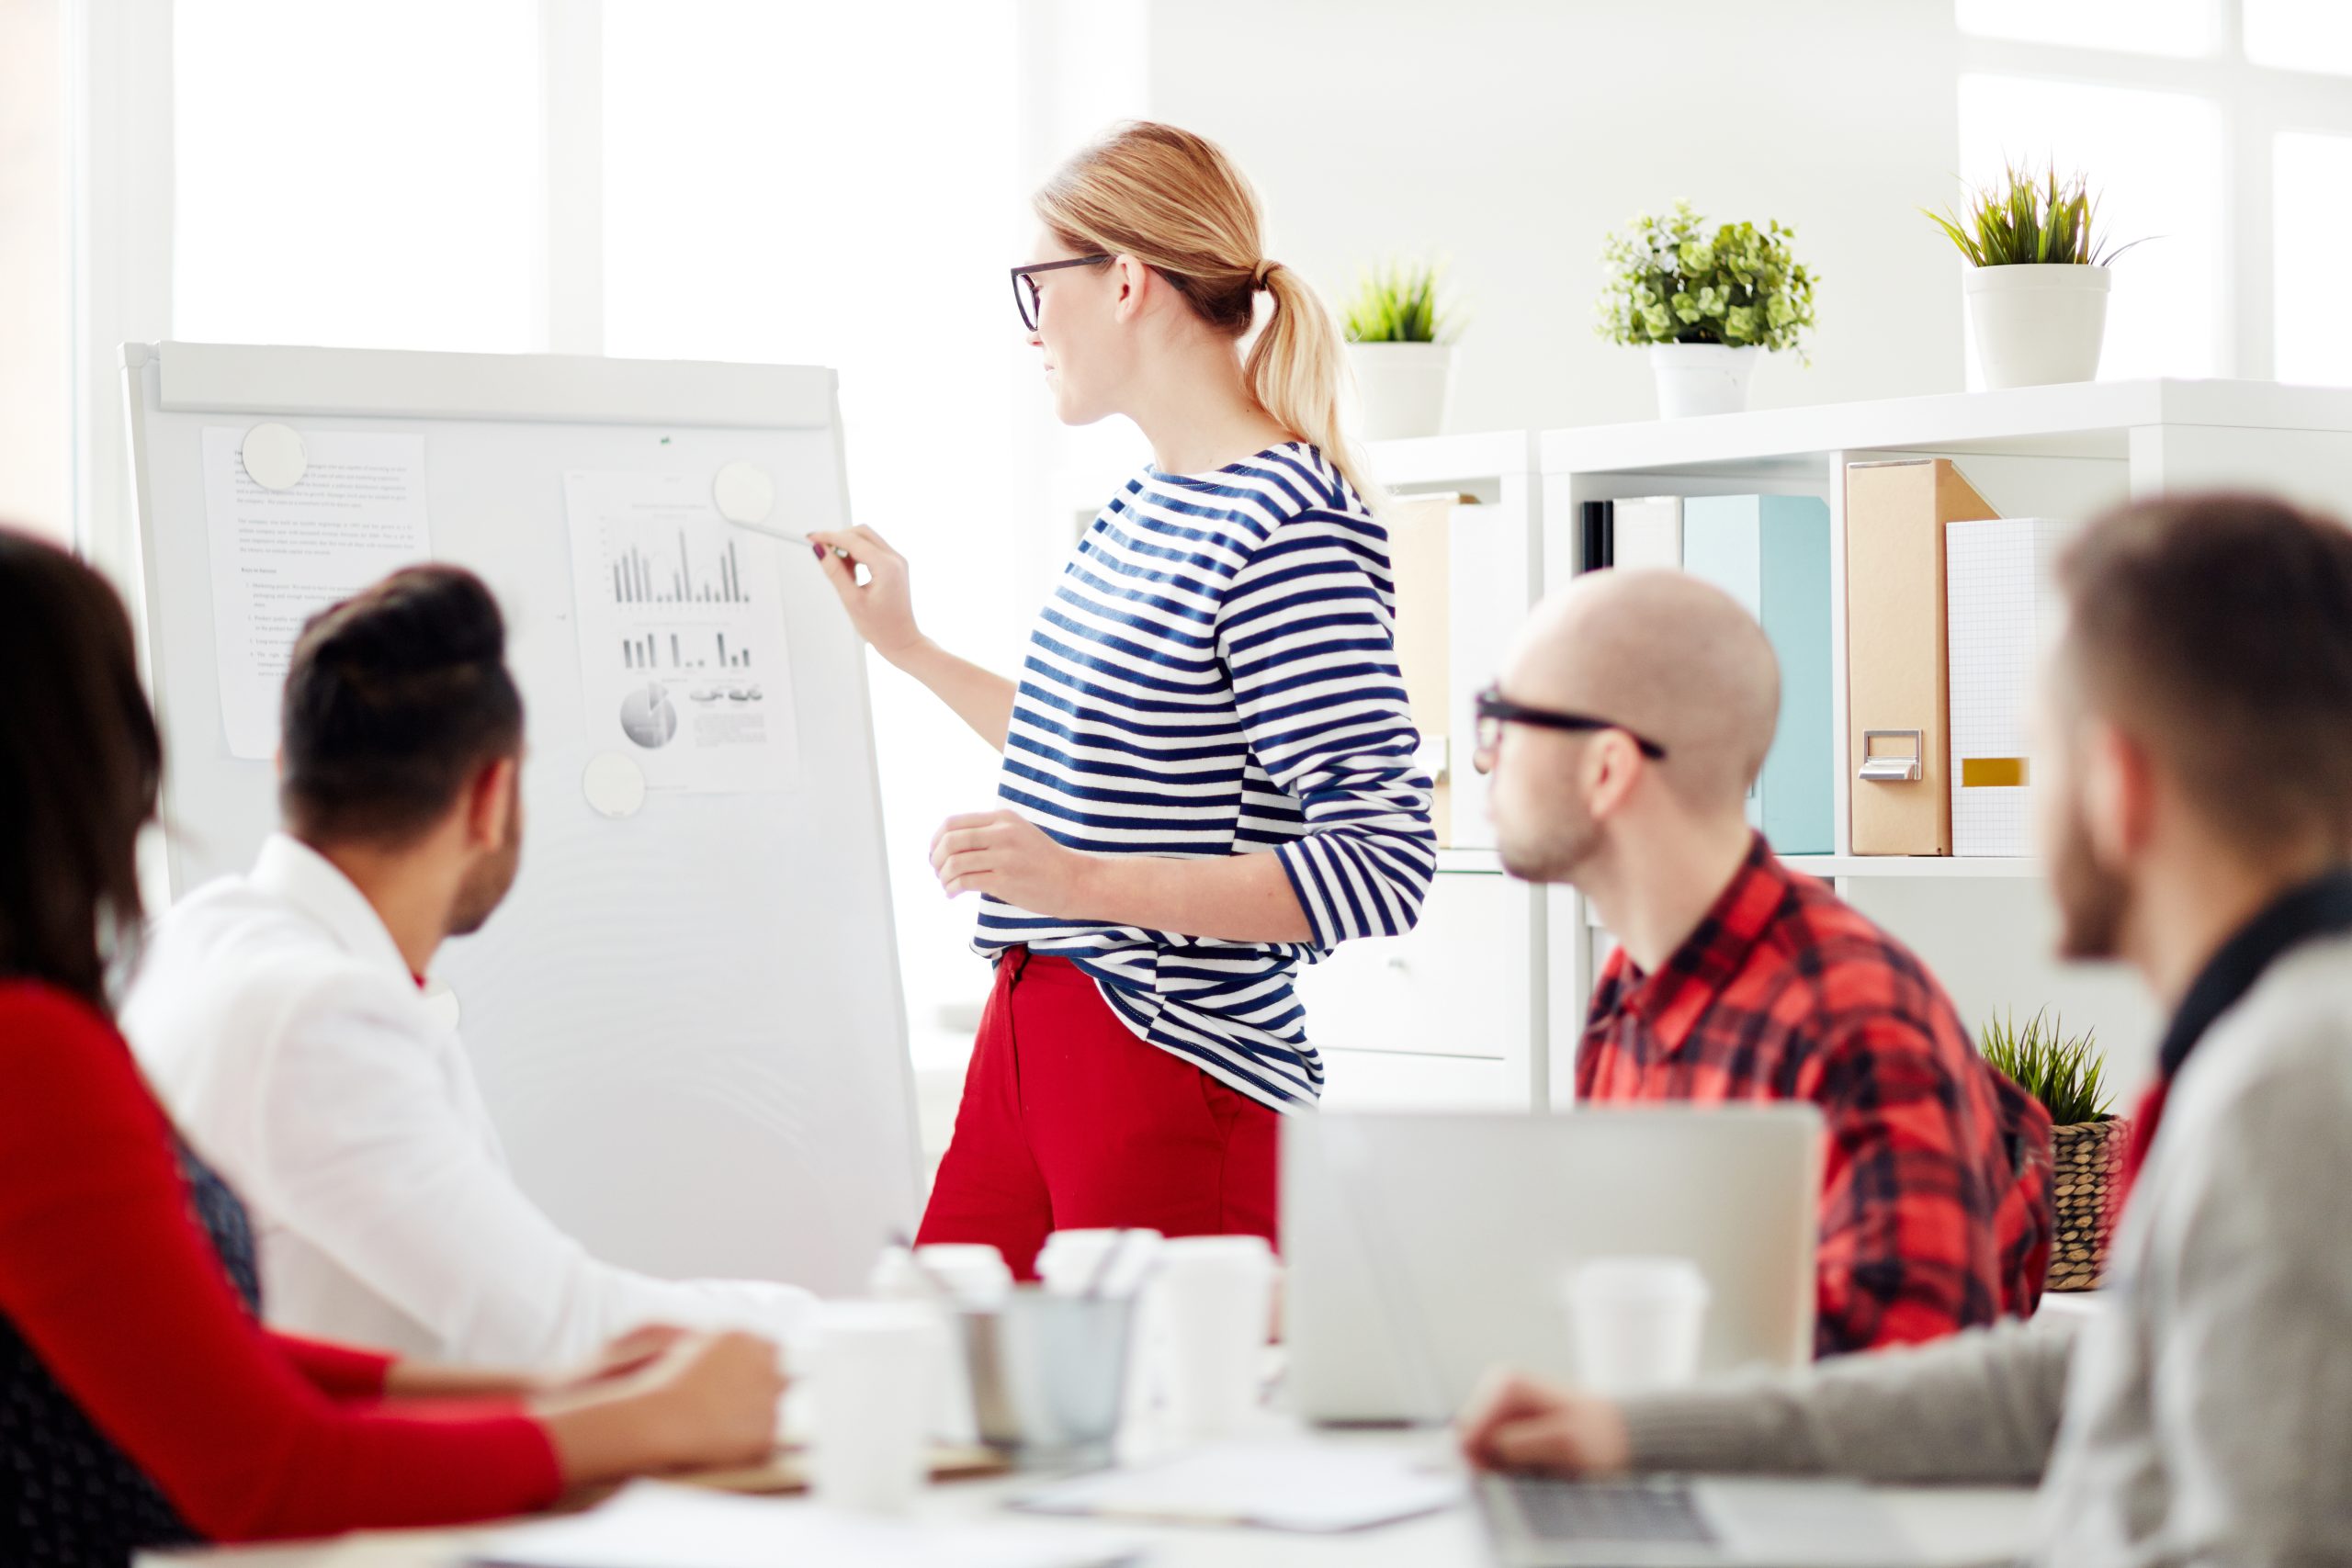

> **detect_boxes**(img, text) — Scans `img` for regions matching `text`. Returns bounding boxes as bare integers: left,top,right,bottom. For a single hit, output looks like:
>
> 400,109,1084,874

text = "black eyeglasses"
1011,256,1111,332
1473,682,1668,770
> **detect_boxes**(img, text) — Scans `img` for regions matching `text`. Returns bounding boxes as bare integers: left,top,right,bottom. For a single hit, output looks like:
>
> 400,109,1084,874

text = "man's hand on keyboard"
1456,1370,1634,1478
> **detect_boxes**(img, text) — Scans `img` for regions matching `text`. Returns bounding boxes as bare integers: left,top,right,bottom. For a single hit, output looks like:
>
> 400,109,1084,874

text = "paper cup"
1564,1256,1710,1396
1153,1235,1275,1440
804,1301,937,1514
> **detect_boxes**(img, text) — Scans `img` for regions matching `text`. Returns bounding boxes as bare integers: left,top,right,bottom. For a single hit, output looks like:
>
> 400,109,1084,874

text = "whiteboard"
122,341,917,1296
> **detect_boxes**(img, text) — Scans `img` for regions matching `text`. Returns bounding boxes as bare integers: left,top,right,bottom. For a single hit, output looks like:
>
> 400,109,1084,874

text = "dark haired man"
1461,493,2352,1566
125,567,813,1366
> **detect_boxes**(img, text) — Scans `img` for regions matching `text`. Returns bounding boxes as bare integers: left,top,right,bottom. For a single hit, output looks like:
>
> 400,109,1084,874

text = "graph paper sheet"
1945,516,2072,856
565,468,797,793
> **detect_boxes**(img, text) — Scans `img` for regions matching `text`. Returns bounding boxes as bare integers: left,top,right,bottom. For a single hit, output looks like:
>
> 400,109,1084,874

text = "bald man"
1478,570,2052,1354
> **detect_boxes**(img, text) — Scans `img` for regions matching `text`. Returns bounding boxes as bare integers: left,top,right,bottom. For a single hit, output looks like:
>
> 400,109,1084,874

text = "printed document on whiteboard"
563,470,797,794
201,426,432,760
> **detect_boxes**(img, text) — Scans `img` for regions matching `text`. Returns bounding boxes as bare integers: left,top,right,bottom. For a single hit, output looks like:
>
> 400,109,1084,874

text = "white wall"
1148,0,1969,431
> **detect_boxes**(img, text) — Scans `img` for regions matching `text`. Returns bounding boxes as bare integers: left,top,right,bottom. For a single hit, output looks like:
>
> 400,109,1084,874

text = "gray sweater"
1614,934,2352,1566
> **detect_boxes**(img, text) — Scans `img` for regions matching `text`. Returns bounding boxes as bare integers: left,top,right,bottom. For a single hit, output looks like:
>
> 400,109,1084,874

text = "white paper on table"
200,426,433,759
563,470,798,794
1012,1439,1467,1533
471,1482,1141,1568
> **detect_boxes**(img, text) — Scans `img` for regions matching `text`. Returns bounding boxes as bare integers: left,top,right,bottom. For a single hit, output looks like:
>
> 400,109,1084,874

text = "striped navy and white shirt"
973,441,1437,1111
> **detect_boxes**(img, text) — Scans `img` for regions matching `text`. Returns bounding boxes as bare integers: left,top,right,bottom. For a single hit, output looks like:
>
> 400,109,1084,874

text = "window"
173,0,539,351
2275,133,2352,385
2244,1,2352,77
1957,0,2352,385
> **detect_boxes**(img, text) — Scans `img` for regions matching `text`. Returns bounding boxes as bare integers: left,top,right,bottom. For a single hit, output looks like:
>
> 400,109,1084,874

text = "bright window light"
1958,74,2226,380
1954,0,2220,58
605,0,1030,1070
2276,134,2352,385
2244,0,2352,76
173,0,538,351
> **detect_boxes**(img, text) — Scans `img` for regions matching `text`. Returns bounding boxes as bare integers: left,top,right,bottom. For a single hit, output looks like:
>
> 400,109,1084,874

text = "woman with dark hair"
0,529,782,1566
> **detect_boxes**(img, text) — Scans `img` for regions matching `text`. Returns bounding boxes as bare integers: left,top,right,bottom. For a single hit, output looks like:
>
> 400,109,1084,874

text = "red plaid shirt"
1577,836,2054,1355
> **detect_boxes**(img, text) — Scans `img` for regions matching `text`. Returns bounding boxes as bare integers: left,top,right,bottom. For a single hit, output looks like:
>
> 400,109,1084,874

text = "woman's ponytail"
1035,121,1383,513
1247,263,1381,514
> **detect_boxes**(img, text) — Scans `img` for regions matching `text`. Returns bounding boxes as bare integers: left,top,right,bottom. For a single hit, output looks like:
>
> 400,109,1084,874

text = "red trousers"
916,949,1280,1279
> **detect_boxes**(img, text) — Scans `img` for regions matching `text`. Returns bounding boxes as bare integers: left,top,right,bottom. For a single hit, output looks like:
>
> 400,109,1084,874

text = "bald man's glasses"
1473,684,1668,773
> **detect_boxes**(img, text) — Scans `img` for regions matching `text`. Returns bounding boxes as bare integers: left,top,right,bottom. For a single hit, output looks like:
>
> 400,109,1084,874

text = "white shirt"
122,833,816,1367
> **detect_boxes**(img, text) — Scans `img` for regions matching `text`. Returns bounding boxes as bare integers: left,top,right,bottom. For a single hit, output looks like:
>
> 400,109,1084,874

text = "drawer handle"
1858,728,1924,784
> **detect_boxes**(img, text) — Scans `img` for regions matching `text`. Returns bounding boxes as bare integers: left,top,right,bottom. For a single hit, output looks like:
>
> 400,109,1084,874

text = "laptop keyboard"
1506,1477,1717,1546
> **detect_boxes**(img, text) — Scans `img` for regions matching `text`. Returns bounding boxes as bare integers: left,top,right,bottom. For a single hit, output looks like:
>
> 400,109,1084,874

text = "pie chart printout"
618,681,679,750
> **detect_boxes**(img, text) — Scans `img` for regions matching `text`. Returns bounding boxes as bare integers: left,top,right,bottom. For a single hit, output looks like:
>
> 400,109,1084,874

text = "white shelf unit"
1536,378,2352,1103
1291,431,1552,1112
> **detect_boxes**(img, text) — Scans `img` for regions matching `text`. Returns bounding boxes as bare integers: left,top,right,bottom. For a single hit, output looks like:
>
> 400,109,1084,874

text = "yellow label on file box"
1961,756,2029,789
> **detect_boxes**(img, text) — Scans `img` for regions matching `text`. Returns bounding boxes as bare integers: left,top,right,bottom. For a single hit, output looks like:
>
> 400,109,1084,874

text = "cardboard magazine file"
1387,494,1458,845
1844,458,2000,855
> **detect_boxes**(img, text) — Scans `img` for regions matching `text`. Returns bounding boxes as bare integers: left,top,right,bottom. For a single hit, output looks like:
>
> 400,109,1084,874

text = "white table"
146,1422,2040,1568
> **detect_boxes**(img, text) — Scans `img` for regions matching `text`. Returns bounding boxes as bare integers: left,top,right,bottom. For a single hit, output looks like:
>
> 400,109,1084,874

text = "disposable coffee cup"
1153,1235,1275,1440
1563,1256,1710,1396
805,1301,937,1514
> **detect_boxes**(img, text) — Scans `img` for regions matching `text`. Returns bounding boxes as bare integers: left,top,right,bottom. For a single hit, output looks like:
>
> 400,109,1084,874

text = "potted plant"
1597,202,1817,419
1340,258,1459,442
1982,1010,2124,1292
1925,164,2146,389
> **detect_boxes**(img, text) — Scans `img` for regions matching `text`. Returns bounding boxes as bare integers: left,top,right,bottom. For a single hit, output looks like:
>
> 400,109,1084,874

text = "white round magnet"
241,422,309,491
582,751,648,818
712,461,775,525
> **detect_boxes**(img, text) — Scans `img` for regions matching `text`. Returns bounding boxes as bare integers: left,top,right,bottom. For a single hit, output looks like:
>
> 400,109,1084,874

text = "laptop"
1300,1108,2031,1567
1283,1107,1822,1425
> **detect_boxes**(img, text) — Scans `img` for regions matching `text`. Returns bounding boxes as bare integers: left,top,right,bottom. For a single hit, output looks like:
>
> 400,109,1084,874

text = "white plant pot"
1345,341,1456,442
1963,264,2111,389
1646,344,1760,419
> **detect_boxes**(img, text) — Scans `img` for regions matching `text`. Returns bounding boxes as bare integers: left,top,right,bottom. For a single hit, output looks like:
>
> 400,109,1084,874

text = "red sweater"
0,982,561,1542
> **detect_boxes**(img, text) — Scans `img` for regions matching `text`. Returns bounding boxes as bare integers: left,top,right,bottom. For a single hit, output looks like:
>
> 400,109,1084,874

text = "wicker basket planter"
2048,1117,2129,1292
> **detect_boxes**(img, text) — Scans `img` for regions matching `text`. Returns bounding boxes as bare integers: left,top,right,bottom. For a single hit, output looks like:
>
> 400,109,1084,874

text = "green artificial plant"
1924,163,2149,267
1596,201,1818,357
1341,258,1457,344
1981,1009,2112,1126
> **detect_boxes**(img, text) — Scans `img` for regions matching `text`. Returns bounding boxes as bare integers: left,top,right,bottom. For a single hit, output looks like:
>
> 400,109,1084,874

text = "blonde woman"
811,121,1434,1276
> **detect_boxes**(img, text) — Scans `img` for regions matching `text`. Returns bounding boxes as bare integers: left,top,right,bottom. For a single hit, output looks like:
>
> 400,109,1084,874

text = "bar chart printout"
564,468,797,793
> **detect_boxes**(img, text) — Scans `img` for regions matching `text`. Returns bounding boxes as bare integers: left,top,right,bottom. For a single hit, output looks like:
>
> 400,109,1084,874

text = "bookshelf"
1533,378,2352,1107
